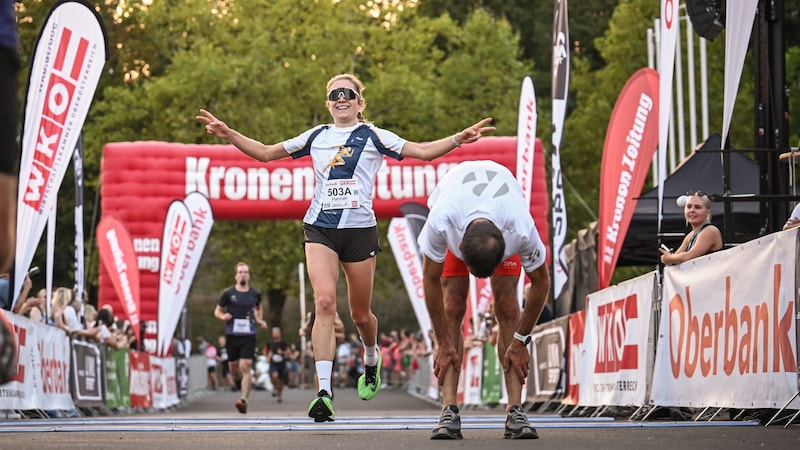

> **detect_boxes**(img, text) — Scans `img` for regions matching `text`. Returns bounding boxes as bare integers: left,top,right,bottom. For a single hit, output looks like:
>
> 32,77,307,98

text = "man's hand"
502,341,531,382
432,340,460,386
256,319,267,329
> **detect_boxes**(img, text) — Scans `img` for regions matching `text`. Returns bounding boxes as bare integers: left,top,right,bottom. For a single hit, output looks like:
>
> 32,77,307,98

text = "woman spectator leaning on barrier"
659,191,723,265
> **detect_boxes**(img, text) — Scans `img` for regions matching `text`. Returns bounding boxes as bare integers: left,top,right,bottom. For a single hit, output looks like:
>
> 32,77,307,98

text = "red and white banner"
14,0,107,304
721,0,758,147
155,200,191,356
96,216,141,341
562,310,585,406
580,272,654,406
651,230,799,409
129,350,152,408
460,346,484,406
157,192,214,356
150,355,179,409
656,0,679,235
551,0,570,301
0,315,73,411
597,68,660,289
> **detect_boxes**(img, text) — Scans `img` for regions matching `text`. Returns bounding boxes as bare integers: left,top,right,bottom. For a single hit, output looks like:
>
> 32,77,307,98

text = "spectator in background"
97,307,127,350
199,336,218,390
52,287,98,340
217,334,234,390
287,343,301,388
83,304,98,328
783,203,800,230
3,271,32,312
17,288,45,323
302,340,315,389
267,327,288,403
660,191,723,265
253,349,272,392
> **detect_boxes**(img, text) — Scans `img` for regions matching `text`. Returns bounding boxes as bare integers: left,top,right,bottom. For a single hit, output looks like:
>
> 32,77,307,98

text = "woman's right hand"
196,109,233,140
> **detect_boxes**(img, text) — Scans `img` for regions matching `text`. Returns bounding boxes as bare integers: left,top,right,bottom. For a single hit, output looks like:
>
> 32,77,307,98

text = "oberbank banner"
99,137,547,323
651,230,799,409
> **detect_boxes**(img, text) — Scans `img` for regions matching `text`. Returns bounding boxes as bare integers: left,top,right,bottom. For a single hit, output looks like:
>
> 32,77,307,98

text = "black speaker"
686,0,725,41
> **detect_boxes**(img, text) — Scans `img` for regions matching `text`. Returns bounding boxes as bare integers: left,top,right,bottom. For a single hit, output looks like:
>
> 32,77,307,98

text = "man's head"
235,262,250,287
461,219,505,278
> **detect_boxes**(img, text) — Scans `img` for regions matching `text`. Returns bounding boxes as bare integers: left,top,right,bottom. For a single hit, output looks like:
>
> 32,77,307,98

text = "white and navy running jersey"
417,160,547,274
283,123,406,229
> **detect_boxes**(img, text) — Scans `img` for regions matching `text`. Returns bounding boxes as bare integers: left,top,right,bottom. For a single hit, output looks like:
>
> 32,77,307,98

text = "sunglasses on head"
686,190,709,197
327,87,360,101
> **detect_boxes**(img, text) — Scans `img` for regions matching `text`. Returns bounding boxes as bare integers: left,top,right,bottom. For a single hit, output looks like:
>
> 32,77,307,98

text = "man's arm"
517,264,551,336
214,305,230,321
422,256,448,345
255,304,267,329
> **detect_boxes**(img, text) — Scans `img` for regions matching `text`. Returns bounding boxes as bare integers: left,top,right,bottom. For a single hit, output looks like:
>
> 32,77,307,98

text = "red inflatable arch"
99,137,550,332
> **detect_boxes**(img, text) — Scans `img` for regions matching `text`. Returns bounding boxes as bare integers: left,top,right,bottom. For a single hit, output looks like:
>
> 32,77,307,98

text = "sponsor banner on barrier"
176,357,189,399
529,316,568,402
481,340,503,405
0,315,73,411
651,231,799,409
580,272,654,406
151,355,180,409
459,346,483,406
32,319,72,408
129,350,152,408
70,338,105,406
562,310,584,406
105,347,130,409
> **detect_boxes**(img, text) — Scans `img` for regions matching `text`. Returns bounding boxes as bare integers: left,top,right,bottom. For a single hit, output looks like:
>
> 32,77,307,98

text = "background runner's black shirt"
218,287,261,336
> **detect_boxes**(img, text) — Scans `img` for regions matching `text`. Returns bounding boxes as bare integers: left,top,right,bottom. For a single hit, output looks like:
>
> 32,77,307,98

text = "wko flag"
14,0,107,305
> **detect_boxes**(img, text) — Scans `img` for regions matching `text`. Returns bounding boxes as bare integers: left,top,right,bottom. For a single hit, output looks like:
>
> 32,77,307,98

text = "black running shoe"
235,398,247,414
431,405,462,440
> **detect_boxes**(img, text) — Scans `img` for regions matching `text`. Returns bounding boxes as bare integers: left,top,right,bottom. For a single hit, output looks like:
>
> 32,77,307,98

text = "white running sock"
363,345,379,366
316,361,333,394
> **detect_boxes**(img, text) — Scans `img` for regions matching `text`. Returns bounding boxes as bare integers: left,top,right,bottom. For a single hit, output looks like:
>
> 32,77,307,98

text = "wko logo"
594,294,639,373
23,27,89,211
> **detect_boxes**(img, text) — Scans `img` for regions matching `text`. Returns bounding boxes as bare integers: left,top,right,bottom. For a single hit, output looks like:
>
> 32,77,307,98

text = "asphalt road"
1,386,798,449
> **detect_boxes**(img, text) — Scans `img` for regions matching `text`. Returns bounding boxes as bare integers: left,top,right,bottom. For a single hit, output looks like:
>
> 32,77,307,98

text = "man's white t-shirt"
417,160,547,274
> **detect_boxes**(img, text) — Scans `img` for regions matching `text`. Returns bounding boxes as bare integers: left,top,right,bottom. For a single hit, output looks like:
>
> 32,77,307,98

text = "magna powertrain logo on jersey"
23,27,89,211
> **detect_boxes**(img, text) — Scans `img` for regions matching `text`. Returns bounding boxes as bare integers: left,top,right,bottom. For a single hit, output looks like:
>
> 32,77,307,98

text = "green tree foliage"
18,0,528,337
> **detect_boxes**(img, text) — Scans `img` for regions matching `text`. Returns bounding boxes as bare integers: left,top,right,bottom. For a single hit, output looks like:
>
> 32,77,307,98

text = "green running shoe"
357,352,382,400
307,390,335,422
